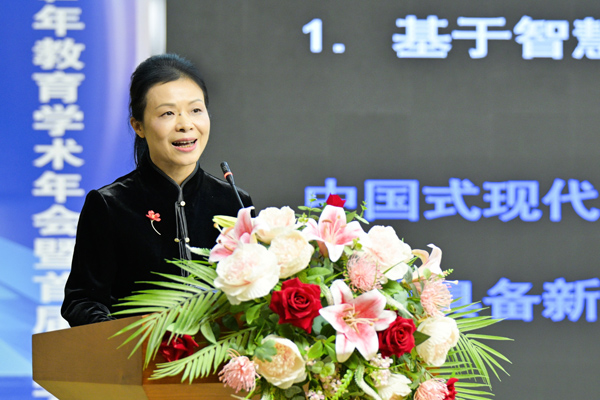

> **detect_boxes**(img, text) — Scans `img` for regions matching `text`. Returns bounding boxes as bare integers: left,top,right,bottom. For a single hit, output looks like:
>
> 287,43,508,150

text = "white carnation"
254,336,307,389
254,206,298,244
415,316,459,367
214,243,279,305
376,373,412,400
269,230,314,278
362,226,412,280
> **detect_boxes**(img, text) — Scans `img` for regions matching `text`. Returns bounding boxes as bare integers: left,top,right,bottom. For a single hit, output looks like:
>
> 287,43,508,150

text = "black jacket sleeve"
61,190,118,326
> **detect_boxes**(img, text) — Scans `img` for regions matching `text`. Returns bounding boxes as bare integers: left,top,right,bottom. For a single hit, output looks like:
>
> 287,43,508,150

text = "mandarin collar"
138,155,203,196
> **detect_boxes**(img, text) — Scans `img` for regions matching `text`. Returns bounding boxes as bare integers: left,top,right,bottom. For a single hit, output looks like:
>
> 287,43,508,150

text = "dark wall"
167,1,600,398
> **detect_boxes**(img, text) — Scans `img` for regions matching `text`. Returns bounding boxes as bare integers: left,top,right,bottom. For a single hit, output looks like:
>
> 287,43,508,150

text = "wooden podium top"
32,316,237,400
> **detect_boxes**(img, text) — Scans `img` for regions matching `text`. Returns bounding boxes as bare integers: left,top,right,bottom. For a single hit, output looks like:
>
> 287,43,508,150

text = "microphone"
220,161,245,209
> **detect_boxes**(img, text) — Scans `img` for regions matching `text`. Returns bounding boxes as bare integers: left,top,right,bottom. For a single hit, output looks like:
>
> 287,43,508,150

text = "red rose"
326,194,346,208
378,316,416,358
444,378,459,400
269,278,322,333
159,334,199,362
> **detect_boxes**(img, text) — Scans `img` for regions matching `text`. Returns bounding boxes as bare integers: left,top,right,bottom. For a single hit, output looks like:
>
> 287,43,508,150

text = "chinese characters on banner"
307,180,600,323
392,15,600,59
30,2,86,398
305,177,600,222
451,278,600,323
482,277,600,322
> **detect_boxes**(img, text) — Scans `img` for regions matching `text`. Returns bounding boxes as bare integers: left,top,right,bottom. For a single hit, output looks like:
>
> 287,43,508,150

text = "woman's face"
131,78,210,184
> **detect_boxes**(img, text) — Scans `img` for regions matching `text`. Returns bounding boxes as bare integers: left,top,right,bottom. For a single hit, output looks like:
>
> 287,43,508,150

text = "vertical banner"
0,1,159,398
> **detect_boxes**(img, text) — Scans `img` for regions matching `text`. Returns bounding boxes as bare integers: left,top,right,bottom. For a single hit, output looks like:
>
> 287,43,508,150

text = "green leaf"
213,215,237,228
449,302,486,314
343,352,360,369
413,331,430,346
307,267,332,277
307,341,324,359
222,314,240,331
311,315,326,335
402,268,413,284
187,247,211,257
210,322,221,341
454,392,494,400
320,323,336,338
246,304,263,325
382,279,403,293
254,339,277,362
111,306,168,315
276,323,295,339
466,333,513,342
200,322,216,344
143,274,208,290
453,382,489,387
324,341,337,362
391,290,409,307
310,360,324,374
284,386,302,398
353,214,368,224
345,211,357,223
298,205,322,212
455,316,504,333
166,322,200,336
423,268,432,280
321,362,335,377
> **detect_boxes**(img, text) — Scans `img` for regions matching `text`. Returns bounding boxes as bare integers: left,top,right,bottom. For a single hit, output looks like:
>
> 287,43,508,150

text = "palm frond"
432,313,511,400
166,259,218,284
150,329,254,383
455,391,496,400
111,268,226,368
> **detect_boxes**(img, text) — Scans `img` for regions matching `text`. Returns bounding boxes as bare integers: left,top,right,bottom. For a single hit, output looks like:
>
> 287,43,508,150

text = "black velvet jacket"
61,156,252,327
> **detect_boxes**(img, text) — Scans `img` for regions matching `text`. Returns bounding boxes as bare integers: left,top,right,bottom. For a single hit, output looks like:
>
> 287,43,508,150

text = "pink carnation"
420,279,453,317
414,379,448,400
219,353,259,393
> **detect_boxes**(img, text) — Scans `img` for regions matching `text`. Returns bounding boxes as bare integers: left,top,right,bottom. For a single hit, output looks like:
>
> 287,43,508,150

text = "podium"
32,316,237,400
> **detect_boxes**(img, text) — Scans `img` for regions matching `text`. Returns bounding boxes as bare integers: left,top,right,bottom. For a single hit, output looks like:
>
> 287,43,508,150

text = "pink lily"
413,244,444,280
319,280,396,362
209,207,256,262
303,205,364,262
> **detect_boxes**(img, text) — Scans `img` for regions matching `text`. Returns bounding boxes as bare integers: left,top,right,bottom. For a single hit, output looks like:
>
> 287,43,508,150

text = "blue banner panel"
0,1,139,398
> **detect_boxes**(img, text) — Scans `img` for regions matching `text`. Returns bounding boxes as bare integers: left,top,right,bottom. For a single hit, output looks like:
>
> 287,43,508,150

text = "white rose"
415,316,459,367
254,335,307,389
214,243,279,305
376,373,412,400
269,230,314,278
362,226,412,280
254,206,299,244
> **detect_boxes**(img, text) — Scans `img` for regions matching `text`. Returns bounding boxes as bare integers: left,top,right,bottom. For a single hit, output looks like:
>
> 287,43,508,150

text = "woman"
61,54,252,327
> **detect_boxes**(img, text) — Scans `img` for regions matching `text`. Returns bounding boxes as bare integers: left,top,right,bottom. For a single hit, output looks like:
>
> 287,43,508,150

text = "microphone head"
220,161,231,174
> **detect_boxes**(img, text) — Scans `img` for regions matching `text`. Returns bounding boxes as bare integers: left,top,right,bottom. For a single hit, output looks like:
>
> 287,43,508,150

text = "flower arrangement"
114,195,510,400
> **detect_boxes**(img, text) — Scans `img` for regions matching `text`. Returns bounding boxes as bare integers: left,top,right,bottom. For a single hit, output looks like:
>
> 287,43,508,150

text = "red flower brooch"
146,210,161,235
